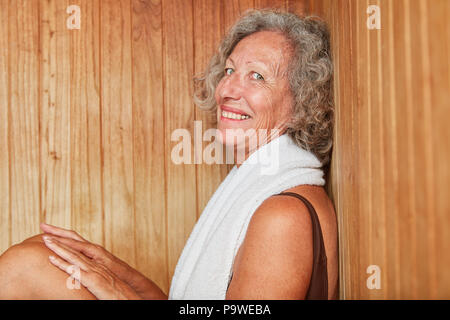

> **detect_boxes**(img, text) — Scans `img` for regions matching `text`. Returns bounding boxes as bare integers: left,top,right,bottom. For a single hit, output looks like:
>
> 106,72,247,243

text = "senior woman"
0,9,337,300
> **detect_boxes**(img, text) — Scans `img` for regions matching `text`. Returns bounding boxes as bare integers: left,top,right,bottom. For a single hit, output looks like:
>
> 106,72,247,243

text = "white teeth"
222,111,250,120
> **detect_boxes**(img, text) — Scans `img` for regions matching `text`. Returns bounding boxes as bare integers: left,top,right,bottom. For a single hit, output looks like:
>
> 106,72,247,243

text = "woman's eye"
252,72,264,80
224,68,233,75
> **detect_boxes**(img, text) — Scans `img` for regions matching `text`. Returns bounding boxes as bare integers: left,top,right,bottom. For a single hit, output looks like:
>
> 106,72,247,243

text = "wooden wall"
1,0,449,299
310,0,450,299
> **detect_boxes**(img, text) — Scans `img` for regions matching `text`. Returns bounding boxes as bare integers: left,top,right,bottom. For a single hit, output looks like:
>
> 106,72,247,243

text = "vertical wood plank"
39,0,72,229
286,0,309,14
406,0,426,299
100,0,136,266
131,0,169,293
382,0,401,299
412,0,437,298
221,0,255,35
335,0,353,300
367,0,386,299
361,0,374,299
403,0,421,298
428,0,450,299
308,0,326,17
254,0,285,10
0,0,10,253
162,0,197,282
391,0,416,299
8,0,40,244
70,0,103,245
345,0,356,300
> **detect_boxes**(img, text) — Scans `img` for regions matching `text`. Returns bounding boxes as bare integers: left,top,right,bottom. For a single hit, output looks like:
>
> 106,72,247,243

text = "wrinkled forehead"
227,31,293,77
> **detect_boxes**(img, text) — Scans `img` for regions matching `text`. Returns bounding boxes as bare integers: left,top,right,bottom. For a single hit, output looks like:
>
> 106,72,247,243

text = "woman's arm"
226,195,314,299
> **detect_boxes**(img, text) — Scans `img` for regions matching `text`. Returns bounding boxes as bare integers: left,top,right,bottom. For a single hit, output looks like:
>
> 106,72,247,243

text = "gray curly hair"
193,9,334,166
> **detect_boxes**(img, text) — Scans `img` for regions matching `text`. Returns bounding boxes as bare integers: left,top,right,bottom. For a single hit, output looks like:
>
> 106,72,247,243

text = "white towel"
168,133,325,299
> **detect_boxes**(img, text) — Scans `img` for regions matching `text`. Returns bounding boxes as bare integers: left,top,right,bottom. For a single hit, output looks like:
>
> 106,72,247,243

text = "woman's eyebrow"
226,56,267,68
247,60,270,70
249,60,283,78
226,57,280,77
226,57,235,65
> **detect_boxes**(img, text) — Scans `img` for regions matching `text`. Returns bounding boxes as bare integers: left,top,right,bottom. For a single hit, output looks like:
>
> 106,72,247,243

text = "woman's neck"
234,131,285,168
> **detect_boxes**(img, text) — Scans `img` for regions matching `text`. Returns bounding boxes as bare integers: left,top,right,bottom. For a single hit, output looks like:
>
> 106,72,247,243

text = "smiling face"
214,30,294,153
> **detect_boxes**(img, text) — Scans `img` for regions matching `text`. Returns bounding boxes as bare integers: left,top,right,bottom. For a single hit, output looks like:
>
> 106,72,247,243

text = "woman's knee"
0,234,96,299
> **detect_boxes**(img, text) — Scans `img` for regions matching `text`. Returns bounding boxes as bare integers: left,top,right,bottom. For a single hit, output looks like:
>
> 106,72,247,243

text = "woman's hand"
40,223,167,300
42,235,141,300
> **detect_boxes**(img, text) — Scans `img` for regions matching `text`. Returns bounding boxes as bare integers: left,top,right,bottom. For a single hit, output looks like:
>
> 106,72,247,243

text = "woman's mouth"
220,105,252,121
221,110,251,121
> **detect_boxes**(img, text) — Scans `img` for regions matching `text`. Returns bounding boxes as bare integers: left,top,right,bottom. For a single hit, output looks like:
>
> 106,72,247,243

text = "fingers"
48,254,84,283
43,236,90,272
48,254,97,295
46,244,135,300
42,235,99,260
40,223,86,242
41,234,123,283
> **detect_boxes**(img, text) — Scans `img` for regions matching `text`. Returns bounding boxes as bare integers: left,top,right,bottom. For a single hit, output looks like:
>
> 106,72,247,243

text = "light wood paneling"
0,0,10,254
8,0,41,245
131,0,168,293
428,0,450,299
221,0,255,34
40,0,72,231
69,0,103,245
162,0,198,282
254,0,285,10
308,0,450,299
100,0,136,267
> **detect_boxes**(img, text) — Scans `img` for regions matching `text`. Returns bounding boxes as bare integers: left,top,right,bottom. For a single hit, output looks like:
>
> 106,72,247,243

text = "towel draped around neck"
169,133,325,299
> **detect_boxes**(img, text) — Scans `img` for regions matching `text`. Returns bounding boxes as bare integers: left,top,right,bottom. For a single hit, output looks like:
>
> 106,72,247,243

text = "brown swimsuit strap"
273,192,328,300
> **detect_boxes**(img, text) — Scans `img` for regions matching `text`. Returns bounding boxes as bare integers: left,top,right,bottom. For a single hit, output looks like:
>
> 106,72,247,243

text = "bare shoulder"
0,234,96,299
243,185,336,251
277,185,339,298
249,191,317,242
226,191,316,299
226,185,339,300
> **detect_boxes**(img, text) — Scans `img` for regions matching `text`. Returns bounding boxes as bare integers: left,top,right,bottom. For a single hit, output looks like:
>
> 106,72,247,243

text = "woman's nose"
219,73,243,101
